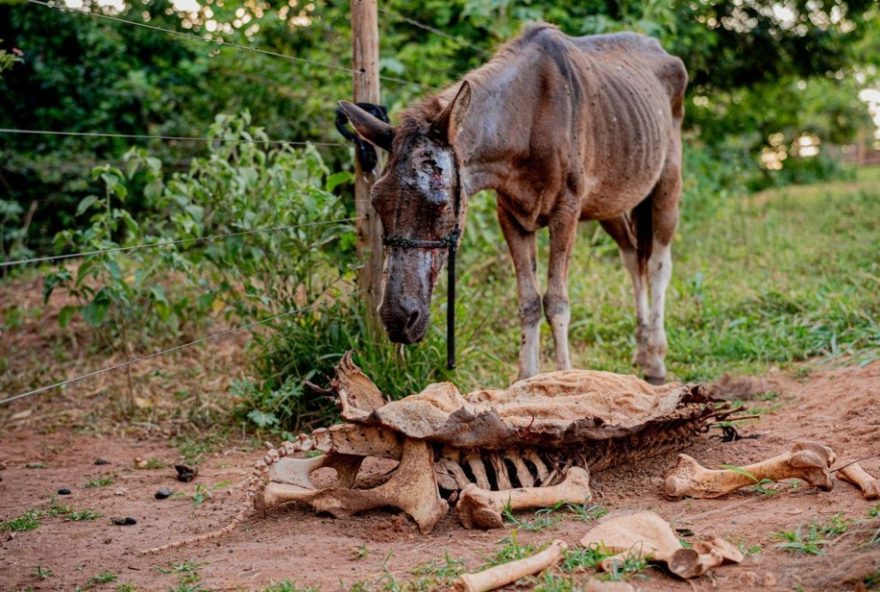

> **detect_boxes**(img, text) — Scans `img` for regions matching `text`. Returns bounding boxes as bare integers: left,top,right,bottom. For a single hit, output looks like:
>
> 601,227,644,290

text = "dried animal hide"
146,354,731,552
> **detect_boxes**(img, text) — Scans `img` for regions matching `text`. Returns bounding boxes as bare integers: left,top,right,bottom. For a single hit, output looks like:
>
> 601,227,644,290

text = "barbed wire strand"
27,0,420,88
0,217,361,268
378,7,492,58
0,128,346,147
0,300,326,405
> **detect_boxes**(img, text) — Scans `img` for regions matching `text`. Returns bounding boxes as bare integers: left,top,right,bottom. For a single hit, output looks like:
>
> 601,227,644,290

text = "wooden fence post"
351,0,384,328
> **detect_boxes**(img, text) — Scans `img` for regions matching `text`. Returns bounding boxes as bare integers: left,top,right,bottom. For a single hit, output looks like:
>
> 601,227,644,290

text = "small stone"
57,488,72,495
174,464,198,483
25,462,46,469
94,458,110,465
155,488,173,500
111,516,137,526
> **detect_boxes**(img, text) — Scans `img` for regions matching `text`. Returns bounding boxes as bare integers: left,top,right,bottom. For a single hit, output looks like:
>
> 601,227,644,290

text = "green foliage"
775,514,850,555
84,473,115,488
485,531,537,567
259,582,319,592
0,509,41,532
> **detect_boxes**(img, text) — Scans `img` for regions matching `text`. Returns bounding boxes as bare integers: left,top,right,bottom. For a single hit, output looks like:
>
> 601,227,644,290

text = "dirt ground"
2,361,879,592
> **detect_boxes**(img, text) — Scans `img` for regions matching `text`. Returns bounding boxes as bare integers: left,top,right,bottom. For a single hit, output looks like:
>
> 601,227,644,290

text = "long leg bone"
261,438,448,533
838,462,880,500
456,467,592,529
663,441,835,499
454,539,567,592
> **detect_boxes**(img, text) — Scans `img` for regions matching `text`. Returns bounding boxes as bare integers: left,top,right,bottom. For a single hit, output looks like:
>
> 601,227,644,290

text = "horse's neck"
454,53,592,197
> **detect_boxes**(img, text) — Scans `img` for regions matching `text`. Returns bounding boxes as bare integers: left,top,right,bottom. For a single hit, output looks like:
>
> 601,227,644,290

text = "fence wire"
379,7,491,58
0,298,329,405
0,128,346,147
27,0,420,88
0,217,361,269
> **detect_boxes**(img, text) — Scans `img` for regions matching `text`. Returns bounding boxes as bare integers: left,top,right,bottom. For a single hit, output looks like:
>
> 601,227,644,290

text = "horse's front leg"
545,214,578,371
498,204,541,379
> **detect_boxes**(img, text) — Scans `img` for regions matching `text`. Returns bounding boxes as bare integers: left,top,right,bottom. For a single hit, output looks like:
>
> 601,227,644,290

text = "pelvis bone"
663,441,835,499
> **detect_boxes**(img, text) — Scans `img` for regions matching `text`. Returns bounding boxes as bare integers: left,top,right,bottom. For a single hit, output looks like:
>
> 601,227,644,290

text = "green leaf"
58,305,77,328
75,195,98,217
247,409,279,428
325,171,353,193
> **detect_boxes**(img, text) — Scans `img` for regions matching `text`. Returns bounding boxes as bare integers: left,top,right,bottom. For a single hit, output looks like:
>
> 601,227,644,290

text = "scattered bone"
838,462,880,500
663,441,835,499
453,539,567,592
456,467,592,529
580,510,743,579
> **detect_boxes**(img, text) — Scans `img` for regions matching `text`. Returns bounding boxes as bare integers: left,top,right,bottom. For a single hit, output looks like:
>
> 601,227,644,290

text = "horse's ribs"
251,353,730,532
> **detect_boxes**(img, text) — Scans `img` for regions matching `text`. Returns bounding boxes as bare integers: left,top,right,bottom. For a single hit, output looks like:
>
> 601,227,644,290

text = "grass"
259,583,319,592
775,513,850,554
0,501,103,532
0,509,42,532
84,473,115,488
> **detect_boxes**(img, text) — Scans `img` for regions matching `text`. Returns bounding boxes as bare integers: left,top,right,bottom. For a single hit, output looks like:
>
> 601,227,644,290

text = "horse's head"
338,83,472,344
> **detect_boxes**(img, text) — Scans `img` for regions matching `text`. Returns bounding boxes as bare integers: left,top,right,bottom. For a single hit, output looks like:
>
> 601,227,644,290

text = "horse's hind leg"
644,155,682,384
600,217,650,375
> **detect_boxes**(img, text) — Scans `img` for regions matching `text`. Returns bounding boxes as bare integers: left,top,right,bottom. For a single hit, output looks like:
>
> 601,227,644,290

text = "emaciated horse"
339,23,687,384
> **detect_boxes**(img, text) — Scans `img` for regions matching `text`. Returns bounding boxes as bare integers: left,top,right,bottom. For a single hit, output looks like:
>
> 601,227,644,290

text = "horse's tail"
633,192,654,274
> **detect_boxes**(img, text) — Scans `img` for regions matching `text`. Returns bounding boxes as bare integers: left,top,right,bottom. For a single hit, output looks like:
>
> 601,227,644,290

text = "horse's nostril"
405,308,421,331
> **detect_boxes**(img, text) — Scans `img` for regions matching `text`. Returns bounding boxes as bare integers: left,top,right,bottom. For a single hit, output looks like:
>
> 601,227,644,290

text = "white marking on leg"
646,242,672,379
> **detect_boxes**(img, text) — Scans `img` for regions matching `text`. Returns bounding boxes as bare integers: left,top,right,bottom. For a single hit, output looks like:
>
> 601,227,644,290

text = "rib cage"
430,411,713,493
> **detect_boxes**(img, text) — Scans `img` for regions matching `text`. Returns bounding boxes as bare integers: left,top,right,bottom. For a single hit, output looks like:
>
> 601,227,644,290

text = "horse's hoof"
644,375,665,385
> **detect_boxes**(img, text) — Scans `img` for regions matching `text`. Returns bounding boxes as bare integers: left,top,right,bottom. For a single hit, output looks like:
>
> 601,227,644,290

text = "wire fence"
0,217,361,269
0,128,346,147
1,2,490,406
0,297,332,405
27,0,420,88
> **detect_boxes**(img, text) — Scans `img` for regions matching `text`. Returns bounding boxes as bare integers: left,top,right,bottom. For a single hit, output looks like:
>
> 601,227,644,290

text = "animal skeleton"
148,354,730,552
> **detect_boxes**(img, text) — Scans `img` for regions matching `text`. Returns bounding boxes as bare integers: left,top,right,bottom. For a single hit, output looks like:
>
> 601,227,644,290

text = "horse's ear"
338,100,394,152
432,81,472,144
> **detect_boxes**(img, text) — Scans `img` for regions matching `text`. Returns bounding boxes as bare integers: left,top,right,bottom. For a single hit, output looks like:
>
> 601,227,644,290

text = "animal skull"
663,441,836,499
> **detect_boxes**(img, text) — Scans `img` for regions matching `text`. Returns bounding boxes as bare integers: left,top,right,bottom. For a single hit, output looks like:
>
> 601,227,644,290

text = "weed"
191,484,211,507
84,474,115,488
502,505,558,532
869,504,879,518
532,570,576,591
139,458,165,470
560,544,613,572
348,583,368,592
485,531,537,567
259,582,319,592
775,514,849,554
115,585,137,592
601,552,650,582
67,509,102,521
0,509,41,532
156,561,205,576
566,503,608,522
33,566,53,580
78,572,118,590
353,544,369,560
